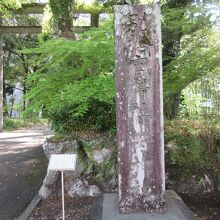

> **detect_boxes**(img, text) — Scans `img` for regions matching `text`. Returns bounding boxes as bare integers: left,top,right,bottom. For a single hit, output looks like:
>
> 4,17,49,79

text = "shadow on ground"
0,127,49,219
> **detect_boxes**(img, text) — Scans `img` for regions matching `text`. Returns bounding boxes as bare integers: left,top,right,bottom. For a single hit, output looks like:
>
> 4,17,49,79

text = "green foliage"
180,75,220,119
3,14,41,117
4,21,39,83
162,0,220,118
25,21,115,134
3,117,24,130
24,1,220,134
164,29,220,94
101,0,139,7
165,119,220,176
0,0,21,14
0,0,30,16
75,1,104,13
3,117,46,130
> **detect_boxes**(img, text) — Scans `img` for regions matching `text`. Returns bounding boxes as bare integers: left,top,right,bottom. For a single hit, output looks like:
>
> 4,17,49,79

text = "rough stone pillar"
115,4,165,213
0,18,3,133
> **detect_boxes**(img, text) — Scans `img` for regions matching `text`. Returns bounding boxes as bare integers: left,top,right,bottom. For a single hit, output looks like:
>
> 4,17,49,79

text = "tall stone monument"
115,4,165,213
95,4,196,220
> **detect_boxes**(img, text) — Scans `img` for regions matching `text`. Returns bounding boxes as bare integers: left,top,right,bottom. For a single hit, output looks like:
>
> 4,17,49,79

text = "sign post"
48,154,77,220
61,170,65,220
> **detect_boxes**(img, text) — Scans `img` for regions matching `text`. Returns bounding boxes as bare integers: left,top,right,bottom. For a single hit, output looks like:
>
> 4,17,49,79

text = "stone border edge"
15,195,42,220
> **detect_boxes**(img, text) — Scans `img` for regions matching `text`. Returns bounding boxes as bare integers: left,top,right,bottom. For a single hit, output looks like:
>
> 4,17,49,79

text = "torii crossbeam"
0,2,102,132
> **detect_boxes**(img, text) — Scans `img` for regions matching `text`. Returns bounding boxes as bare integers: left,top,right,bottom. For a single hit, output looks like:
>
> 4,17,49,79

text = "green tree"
25,0,220,135
3,15,40,115
0,0,30,14
25,21,115,133
0,0,35,131
162,0,219,118
100,0,220,119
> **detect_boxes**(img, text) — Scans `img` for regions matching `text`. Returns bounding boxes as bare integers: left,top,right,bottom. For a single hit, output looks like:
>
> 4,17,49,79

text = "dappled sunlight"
23,158,39,165
0,131,44,138
0,148,38,155
0,126,48,219
0,128,52,155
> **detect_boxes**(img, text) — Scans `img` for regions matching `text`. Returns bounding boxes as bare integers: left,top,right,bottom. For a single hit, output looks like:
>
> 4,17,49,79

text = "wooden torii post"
0,3,103,132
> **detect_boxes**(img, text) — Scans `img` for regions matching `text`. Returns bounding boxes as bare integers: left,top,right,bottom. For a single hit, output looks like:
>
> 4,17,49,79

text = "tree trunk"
49,0,76,39
3,81,8,117
23,83,26,111
91,13,99,27
164,92,181,119
9,97,14,118
162,0,193,118
21,53,29,112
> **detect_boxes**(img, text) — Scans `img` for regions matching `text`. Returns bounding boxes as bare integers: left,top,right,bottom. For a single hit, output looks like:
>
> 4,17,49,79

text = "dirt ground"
181,194,220,220
28,193,220,220
28,196,95,220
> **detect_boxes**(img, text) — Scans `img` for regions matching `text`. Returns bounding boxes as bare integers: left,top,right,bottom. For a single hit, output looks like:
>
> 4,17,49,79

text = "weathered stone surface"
39,184,52,198
68,178,100,197
40,137,115,199
217,182,220,193
42,138,78,159
39,171,61,198
80,137,117,192
40,138,82,198
98,174,118,192
115,4,165,213
93,148,112,164
166,141,177,152
101,191,196,220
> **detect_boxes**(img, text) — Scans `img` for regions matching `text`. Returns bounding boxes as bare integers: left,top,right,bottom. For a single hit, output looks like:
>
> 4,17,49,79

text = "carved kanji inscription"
115,4,165,214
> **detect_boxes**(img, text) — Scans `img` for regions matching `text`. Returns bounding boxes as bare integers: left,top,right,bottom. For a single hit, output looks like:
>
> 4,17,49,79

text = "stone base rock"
93,148,112,164
176,174,214,195
39,171,61,198
100,191,196,220
40,138,82,198
68,178,100,197
40,137,113,199
42,138,78,159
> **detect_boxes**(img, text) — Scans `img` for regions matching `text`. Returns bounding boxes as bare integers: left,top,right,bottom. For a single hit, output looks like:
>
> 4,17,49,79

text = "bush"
165,119,220,177
49,98,116,134
25,20,115,134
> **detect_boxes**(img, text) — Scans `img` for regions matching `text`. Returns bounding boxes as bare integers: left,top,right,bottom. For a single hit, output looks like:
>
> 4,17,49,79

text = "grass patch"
3,117,47,131
165,119,220,177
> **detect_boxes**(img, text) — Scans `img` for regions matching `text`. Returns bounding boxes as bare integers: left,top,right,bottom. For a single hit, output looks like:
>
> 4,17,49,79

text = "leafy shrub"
25,20,115,134
165,119,220,176
49,98,116,134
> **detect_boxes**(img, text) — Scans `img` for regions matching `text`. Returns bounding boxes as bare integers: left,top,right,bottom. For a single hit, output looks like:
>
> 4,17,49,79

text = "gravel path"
0,126,51,220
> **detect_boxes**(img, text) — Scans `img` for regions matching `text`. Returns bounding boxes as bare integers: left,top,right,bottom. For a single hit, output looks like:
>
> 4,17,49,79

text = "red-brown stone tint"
115,4,165,213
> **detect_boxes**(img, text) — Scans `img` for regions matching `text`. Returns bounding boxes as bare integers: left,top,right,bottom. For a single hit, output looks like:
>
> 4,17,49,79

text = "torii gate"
0,3,45,132
0,3,102,132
